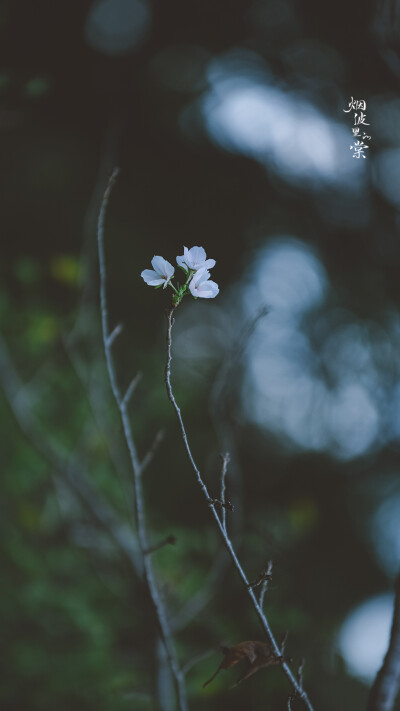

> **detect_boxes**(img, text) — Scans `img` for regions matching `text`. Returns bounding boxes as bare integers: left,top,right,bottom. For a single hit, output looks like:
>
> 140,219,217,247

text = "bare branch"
171,549,229,632
97,172,187,711
107,322,124,347
145,535,177,556
368,573,400,711
164,306,314,711
122,372,142,408
207,497,234,513
181,649,215,677
298,658,305,689
220,452,230,531
259,560,273,609
210,304,269,532
280,631,289,657
140,428,165,473
247,563,273,591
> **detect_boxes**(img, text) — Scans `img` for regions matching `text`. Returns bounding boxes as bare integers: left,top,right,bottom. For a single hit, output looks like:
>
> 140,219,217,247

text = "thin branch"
247,563,273,591
367,573,400,711
280,631,289,658
298,658,305,689
171,549,229,632
75,115,124,330
122,372,142,408
181,650,215,677
140,428,166,473
107,322,123,347
97,171,187,711
164,306,314,711
210,304,269,532
219,452,230,531
173,310,265,633
156,639,175,711
145,535,177,556
211,306,269,414
259,560,273,609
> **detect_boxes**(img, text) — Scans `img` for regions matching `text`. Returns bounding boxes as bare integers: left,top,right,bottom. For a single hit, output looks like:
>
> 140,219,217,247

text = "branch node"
280,631,289,657
207,497,234,512
297,658,305,688
247,562,273,590
258,560,273,607
122,372,142,407
145,534,177,555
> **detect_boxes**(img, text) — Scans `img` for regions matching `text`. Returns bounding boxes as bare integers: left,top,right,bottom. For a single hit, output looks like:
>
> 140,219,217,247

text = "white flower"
189,267,219,299
177,246,216,272
141,256,175,288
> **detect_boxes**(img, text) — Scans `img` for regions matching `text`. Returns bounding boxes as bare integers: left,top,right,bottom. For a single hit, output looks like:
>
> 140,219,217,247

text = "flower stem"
164,306,315,711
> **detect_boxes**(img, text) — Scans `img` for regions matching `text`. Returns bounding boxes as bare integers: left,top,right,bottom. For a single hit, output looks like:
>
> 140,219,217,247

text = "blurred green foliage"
2,0,400,709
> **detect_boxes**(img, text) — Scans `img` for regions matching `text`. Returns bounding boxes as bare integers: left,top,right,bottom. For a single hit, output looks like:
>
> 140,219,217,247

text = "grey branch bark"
97,170,187,711
165,306,314,710
219,452,230,532
368,574,400,711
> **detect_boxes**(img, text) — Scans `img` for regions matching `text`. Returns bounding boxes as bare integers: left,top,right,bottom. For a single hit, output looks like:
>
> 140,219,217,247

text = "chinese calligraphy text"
343,97,371,158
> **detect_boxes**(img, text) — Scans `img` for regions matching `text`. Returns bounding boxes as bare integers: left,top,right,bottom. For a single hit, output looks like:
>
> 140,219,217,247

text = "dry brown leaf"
203,640,287,689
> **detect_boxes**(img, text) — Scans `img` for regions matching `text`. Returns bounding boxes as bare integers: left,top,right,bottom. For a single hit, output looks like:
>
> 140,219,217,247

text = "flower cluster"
141,246,219,305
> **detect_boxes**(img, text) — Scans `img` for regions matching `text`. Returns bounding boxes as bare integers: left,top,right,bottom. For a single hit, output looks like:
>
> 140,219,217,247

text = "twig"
207,497,234,512
140,428,166,473
122,372,142,408
75,115,123,329
259,560,273,609
281,631,289,657
171,549,229,632
156,639,175,711
220,452,230,531
145,535,177,556
298,658,305,689
107,322,124,347
181,649,215,676
247,563,273,590
210,304,269,532
97,170,187,711
367,573,400,711
164,306,314,710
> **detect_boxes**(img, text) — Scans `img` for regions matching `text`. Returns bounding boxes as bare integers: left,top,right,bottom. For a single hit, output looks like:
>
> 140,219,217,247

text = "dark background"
1,0,400,709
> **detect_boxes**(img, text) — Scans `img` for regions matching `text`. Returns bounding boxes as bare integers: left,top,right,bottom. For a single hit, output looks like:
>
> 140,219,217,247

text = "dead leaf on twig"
203,640,288,689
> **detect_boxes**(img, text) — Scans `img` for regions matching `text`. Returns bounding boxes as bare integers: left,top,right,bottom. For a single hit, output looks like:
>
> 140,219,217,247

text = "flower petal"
197,280,219,298
141,269,165,286
188,246,206,267
176,255,187,269
150,256,175,279
203,258,216,270
164,260,175,278
194,267,210,283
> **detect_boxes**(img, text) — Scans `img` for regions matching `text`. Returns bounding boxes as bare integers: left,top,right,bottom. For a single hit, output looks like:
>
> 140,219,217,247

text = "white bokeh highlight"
338,595,393,682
